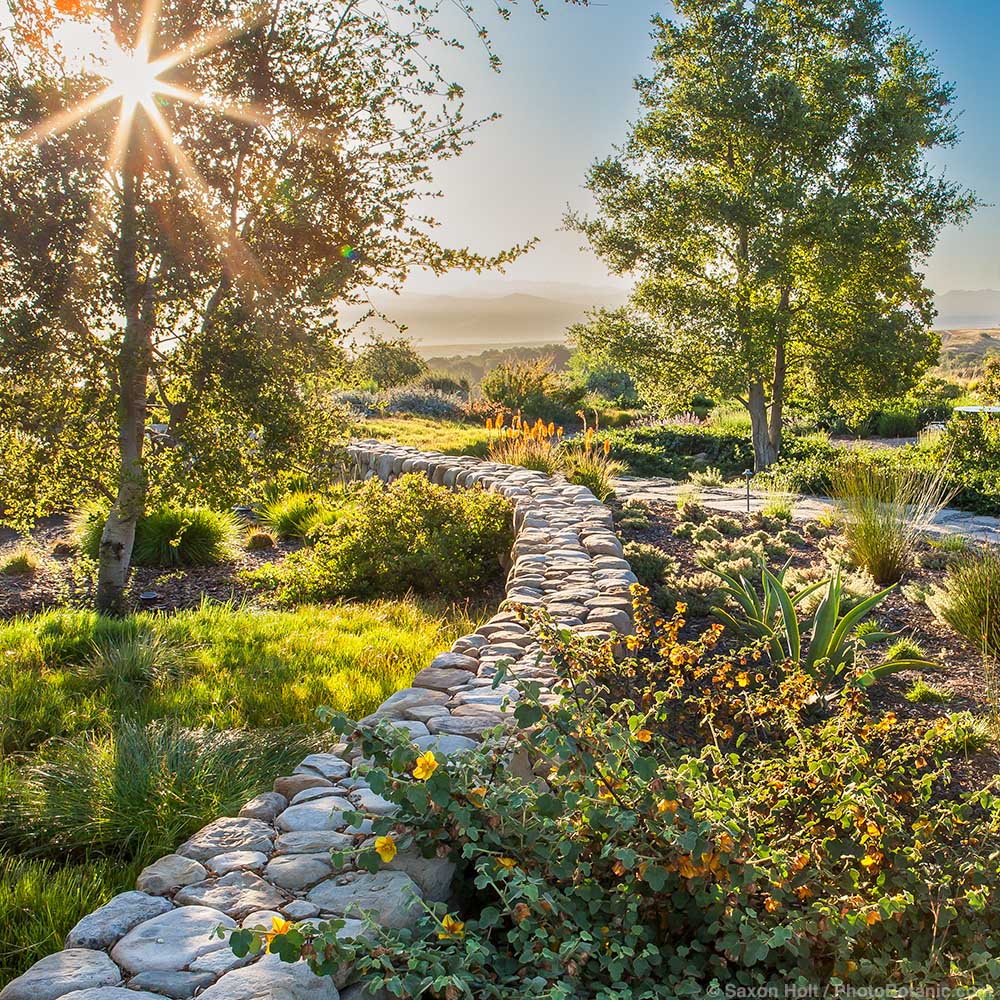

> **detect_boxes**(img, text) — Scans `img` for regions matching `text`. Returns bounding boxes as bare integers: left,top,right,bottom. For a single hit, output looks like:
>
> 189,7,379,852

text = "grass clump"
927,546,1000,657
831,459,954,585
254,474,512,605
906,679,952,704
0,548,39,577
73,505,240,567
929,711,994,757
885,638,928,663
258,491,330,540
246,529,277,551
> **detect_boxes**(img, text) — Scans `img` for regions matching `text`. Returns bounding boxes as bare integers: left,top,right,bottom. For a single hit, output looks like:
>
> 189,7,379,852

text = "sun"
103,41,162,115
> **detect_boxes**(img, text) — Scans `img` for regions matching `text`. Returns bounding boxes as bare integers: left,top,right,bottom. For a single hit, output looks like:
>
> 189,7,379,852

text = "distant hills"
934,290,1000,330
363,281,629,356
352,285,1000,362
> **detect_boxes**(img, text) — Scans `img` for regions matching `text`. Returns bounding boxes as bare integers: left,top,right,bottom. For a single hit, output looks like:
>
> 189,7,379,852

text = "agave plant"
712,563,937,687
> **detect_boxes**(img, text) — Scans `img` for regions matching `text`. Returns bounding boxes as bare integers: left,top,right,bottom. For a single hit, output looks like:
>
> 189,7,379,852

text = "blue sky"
407,0,999,297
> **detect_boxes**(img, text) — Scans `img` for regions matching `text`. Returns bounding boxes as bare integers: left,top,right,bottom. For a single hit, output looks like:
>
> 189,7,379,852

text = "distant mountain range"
353,284,1000,358
934,290,1000,330
363,282,629,356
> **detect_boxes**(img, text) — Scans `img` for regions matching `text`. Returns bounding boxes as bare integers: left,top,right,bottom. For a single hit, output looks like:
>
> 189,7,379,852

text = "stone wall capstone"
0,443,636,1000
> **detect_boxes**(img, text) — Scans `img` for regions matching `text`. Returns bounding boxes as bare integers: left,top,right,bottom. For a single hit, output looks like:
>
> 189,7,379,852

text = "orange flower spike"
486,417,493,432
603,438,611,455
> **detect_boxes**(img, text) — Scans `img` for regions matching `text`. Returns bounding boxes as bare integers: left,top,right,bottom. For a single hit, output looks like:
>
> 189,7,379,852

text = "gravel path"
614,478,1000,547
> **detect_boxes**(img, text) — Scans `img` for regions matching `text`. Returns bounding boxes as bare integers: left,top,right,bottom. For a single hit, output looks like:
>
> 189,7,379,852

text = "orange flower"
413,751,439,781
264,915,292,953
634,728,653,743
437,913,465,940
764,895,780,913
468,786,487,806
795,885,813,900
375,835,397,863
865,910,881,926
603,439,611,455
657,798,679,814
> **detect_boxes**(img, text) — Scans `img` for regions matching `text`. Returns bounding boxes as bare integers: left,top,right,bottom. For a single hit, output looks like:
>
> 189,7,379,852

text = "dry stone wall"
1,443,636,1000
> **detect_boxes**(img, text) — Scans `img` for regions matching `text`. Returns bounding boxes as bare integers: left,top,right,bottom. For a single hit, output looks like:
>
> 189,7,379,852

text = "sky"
404,0,1000,298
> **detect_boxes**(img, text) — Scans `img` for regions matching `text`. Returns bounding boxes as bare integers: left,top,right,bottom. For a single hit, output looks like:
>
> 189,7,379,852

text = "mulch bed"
621,500,993,720
0,516,296,619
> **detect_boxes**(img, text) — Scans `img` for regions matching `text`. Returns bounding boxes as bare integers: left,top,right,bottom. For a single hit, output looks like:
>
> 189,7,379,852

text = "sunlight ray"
155,82,274,128
143,101,269,289
18,87,118,146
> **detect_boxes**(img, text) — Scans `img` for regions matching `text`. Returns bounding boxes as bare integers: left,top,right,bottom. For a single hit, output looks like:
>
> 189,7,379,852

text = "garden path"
613,478,1000,547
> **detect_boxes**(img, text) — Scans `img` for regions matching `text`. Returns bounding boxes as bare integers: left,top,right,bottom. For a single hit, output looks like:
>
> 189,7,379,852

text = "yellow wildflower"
413,751,439,781
497,856,518,870
375,835,397,863
264,916,292,953
657,798,679,814
634,728,653,743
438,913,465,940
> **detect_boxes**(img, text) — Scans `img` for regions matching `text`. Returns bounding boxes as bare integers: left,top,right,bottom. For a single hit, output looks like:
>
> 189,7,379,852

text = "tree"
350,336,427,390
0,0,581,612
569,0,976,470
979,357,1000,404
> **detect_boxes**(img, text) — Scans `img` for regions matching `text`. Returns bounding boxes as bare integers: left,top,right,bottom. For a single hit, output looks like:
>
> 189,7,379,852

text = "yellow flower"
736,671,750,687
657,798,679,814
634,728,653,743
675,601,687,614
264,915,292,953
497,856,518,870
437,913,465,940
468,786,487,806
375,835,397,863
413,751,438,781
865,910,881,926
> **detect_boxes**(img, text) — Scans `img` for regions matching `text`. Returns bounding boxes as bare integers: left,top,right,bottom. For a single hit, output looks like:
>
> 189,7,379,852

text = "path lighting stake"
743,469,753,513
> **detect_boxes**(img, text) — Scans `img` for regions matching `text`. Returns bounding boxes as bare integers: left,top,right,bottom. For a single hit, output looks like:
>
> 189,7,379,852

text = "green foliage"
831,460,954,585
353,416,491,459
623,542,680,610
885,638,928,663
615,500,652,532
599,422,753,479
350,336,427,389
257,474,512,604
73,504,239,567
0,547,38,577
480,358,585,422
712,566,935,688
928,547,1000,658
929,712,994,757
569,0,973,469
689,465,725,486
0,854,140,981
905,680,952,704
979,358,1000,403
0,597,478,979
562,447,623,502
250,599,1000,997
259,491,329,540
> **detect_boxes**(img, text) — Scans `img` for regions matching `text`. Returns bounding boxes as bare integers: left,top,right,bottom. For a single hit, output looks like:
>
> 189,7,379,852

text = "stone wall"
1,443,636,1000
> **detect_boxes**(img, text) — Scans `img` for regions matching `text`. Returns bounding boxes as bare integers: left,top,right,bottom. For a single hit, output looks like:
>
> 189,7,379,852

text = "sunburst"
20,0,274,285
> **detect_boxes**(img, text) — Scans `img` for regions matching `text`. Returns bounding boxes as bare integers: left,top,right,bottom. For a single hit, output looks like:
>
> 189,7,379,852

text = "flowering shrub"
486,412,563,474
231,590,1000,997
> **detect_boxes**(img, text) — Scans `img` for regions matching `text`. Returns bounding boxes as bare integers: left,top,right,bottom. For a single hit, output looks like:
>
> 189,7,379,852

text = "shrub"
0,548,39,577
415,372,469,397
599,421,753,480
874,407,920,438
244,599,1000,997
480,359,585,422
259,491,328,540
73,505,239,566
258,474,512,604
831,460,954,585
381,387,467,420
689,465,725,486
928,547,1000,657
623,542,679,610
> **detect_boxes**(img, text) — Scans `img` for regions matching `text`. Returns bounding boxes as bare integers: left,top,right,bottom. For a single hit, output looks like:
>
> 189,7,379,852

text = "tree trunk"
96,155,151,615
768,328,787,460
748,379,777,472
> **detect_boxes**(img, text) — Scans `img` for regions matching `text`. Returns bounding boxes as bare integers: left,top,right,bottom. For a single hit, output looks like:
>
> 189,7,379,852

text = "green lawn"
352,415,491,456
0,598,481,980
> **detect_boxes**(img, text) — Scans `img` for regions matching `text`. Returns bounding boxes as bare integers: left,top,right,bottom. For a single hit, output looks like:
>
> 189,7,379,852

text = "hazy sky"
406,0,999,297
